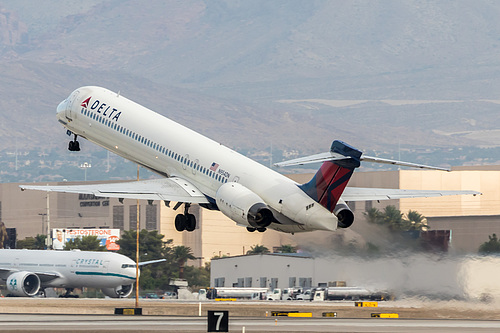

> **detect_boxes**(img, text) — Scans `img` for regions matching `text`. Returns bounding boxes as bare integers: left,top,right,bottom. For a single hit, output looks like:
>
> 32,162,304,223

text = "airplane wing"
19,177,210,204
341,187,481,201
139,259,166,266
34,271,63,283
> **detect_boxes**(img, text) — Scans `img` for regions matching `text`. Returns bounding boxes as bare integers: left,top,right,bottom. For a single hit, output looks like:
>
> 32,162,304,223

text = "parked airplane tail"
298,140,361,213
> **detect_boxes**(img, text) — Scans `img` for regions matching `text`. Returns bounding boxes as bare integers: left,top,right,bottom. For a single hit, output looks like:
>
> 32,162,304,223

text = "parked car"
161,291,178,299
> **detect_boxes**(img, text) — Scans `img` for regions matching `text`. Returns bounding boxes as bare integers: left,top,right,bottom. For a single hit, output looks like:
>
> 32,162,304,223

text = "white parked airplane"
20,86,479,234
0,249,164,297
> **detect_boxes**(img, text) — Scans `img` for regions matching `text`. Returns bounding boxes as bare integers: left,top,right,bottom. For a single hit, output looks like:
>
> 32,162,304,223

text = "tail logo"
299,140,361,212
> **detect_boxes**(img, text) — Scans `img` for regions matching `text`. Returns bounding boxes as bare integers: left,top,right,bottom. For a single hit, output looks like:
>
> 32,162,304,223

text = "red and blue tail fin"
298,140,361,213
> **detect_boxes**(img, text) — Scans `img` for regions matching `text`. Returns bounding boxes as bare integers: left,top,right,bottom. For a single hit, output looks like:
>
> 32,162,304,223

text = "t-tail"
298,141,361,227
274,139,458,229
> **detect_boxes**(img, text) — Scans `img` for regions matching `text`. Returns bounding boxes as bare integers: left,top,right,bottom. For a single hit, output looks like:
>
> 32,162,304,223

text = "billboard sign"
52,228,120,251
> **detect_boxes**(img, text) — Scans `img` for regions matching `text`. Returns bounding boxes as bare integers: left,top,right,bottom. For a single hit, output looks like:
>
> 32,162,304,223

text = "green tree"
363,207,384,224
0,222,7,248
479,234,500,254
382,205,405,231
117,229,175,290
364,206,428,233
276,244,297,253
173,245,196,279
246,244,270,255
184,263,210,289
16,234,46,249
404,210,429,231
117,229,169,261
64,235,106,251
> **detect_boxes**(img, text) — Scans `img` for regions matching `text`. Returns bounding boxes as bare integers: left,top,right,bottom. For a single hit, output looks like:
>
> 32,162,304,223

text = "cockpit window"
121,264,135,268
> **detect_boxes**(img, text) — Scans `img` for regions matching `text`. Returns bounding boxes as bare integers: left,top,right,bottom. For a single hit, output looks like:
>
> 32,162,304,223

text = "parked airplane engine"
216,182,274,228
6,271,41,297
334,201,354,228
101,284,134,298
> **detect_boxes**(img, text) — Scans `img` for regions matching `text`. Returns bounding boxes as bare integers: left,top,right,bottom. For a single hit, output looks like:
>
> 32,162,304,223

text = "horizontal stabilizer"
360,155,450,171
275,142,450,171
342,187,481,201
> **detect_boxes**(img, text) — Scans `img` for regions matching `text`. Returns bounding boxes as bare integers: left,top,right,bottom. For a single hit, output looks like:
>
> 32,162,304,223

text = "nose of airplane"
56,99,68,116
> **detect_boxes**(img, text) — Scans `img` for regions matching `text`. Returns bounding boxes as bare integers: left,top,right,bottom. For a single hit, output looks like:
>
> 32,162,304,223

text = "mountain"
1,0,500,159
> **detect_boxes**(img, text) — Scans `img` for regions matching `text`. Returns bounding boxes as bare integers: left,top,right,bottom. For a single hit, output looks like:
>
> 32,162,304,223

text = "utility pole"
38,213,46,235
46,193,51,249
135,165,140,308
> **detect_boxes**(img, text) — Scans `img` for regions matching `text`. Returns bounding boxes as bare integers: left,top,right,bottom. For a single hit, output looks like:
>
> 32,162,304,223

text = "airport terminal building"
0,166,497,264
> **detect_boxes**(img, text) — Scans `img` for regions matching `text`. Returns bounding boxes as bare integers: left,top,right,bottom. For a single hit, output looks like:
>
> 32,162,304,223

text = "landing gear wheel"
68,134,80,151
246,227,256,232
175,214,187,232
186,213,196,232
257,227,267,232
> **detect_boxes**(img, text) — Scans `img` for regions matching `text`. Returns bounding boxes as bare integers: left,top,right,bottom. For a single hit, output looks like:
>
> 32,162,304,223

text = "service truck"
200,287,268,300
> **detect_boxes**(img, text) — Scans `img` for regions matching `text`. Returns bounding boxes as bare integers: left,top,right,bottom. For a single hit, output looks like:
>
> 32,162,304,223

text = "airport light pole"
80,162,92,181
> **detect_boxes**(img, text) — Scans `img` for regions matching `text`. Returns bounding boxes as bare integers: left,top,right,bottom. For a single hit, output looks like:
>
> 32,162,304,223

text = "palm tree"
276,244,297,253
405,210,428,231
363,207,383,224
382,205,405,231
246,244,270,255
173,246,196,279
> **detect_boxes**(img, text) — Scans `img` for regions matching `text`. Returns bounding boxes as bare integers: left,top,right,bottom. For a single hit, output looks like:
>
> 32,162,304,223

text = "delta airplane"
0,249,164,297
21,86,479,234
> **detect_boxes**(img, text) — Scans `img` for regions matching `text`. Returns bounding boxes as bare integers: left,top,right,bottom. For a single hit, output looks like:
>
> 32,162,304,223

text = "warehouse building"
210,253,500,301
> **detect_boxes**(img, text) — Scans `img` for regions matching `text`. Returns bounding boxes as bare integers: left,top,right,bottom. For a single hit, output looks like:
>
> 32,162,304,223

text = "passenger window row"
81,108,228,183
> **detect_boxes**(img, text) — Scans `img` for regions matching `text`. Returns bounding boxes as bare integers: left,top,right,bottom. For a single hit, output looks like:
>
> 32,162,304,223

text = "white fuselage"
0,249,136,289
57,86,338,233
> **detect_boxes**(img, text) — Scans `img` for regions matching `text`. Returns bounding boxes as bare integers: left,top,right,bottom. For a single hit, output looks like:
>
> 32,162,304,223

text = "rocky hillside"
0,0,500,158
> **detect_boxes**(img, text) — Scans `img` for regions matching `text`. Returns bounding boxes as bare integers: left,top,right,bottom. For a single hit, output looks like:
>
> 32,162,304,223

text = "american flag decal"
210,162,219,172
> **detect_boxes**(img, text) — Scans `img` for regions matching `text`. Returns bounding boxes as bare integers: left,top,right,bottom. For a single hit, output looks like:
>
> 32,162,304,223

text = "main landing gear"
59,288,79,298
68,134,80,151
174,203,196,232
246,226,266,233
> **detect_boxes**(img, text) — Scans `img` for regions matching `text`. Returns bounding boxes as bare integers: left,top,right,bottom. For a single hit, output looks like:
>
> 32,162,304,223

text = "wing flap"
342,187,481,201
20,178,210,204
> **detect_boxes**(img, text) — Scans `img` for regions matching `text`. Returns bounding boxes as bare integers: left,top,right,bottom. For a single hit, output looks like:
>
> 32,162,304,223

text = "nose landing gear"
68,134,80,151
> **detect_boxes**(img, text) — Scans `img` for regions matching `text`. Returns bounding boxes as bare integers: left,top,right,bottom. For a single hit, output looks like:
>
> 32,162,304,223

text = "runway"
0,298,500,332
0,314,499,333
